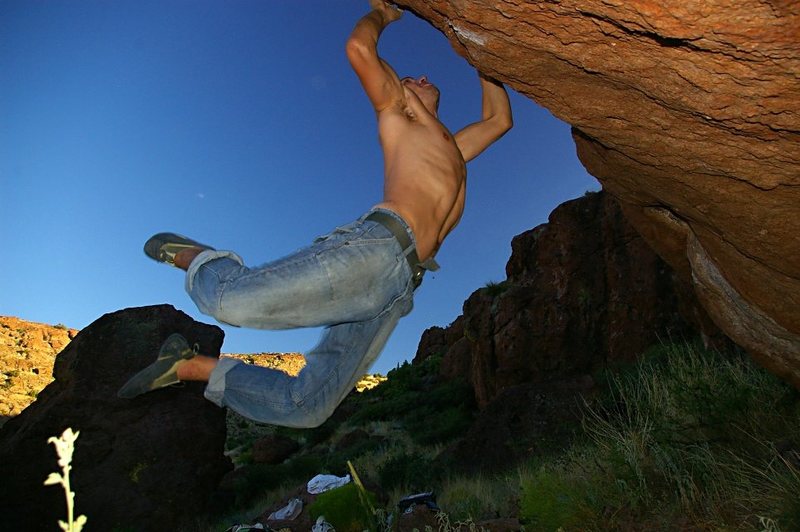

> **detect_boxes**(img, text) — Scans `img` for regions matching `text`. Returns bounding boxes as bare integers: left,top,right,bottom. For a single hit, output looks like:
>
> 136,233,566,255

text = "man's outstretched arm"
454,74,513,162
346,0,404,113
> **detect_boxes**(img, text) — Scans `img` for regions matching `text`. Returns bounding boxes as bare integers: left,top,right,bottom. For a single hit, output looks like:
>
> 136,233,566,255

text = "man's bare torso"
374,86,467,262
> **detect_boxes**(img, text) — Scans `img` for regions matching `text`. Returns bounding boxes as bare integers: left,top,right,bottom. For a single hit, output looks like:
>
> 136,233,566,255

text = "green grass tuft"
518,341,800,529
308,483,378,532
204,340,799,531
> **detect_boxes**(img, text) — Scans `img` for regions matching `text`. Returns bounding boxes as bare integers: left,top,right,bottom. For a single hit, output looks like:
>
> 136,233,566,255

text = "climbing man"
118,0,512,427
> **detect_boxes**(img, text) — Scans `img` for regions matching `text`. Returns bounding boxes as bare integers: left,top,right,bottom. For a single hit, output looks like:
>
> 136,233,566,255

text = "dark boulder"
0,305,232,531
252,433,300,464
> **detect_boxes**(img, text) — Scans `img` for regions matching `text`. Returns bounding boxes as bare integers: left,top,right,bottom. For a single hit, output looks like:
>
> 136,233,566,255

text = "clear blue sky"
1,1,598,375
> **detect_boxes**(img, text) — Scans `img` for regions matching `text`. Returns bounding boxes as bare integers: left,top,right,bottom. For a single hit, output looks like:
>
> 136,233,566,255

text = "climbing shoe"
143,232,214,267
117,333,198,399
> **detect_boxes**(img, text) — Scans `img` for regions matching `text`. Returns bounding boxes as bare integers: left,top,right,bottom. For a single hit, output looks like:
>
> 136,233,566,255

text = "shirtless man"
118,1,512,428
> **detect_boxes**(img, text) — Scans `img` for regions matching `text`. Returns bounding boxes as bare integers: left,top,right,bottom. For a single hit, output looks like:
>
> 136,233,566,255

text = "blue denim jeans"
184,208,418,427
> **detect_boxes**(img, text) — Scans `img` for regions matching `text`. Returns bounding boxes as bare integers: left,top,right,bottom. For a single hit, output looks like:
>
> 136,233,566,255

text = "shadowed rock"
252,433,300,464
0,305,232,531
399,0,800,387
444,377,594,475
417,192,725,408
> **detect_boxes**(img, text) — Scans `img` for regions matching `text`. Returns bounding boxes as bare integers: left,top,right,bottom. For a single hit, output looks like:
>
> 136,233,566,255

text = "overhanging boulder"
400,0,800,386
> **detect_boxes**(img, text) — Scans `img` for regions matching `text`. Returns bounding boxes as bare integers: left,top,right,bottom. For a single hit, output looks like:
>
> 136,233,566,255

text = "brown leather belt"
365,211,425,288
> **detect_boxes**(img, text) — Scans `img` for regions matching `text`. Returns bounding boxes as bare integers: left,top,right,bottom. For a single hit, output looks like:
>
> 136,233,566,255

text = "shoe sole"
143,233,214,267
117,333,197,399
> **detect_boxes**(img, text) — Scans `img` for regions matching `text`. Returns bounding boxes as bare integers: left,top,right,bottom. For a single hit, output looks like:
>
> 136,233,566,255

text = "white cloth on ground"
311,515,335,532
306,473,351,494
267,497,303,521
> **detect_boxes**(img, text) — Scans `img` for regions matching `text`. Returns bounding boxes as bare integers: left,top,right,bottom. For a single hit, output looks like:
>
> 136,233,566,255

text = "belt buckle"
412,267,424,289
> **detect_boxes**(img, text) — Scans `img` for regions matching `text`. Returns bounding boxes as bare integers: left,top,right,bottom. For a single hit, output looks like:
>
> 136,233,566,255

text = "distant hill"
0,316,78,424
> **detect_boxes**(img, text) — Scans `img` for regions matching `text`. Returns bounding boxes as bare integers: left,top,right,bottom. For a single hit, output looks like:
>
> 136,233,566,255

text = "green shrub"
324,439,387,474
232,454,325,507
1,369,19,389
439,475,517,523
519,466,599,530
582,341,800,527
406,404,473,446
348,355,475,445
377,451,442,492
483,280,509,297
308,483,377,532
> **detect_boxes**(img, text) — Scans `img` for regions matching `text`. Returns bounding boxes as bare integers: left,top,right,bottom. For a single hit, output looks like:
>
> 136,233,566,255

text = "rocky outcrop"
399,0,800,386
0,316,78,423
416,192,725,407
0,305,232,531
252,433,300,464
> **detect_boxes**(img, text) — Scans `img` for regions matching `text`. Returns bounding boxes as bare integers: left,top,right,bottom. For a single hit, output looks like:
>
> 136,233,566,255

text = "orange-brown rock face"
0,316,78,422
401,0,800,386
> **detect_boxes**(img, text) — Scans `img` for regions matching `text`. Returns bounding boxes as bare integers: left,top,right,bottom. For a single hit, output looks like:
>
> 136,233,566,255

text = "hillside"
0,316,78,424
